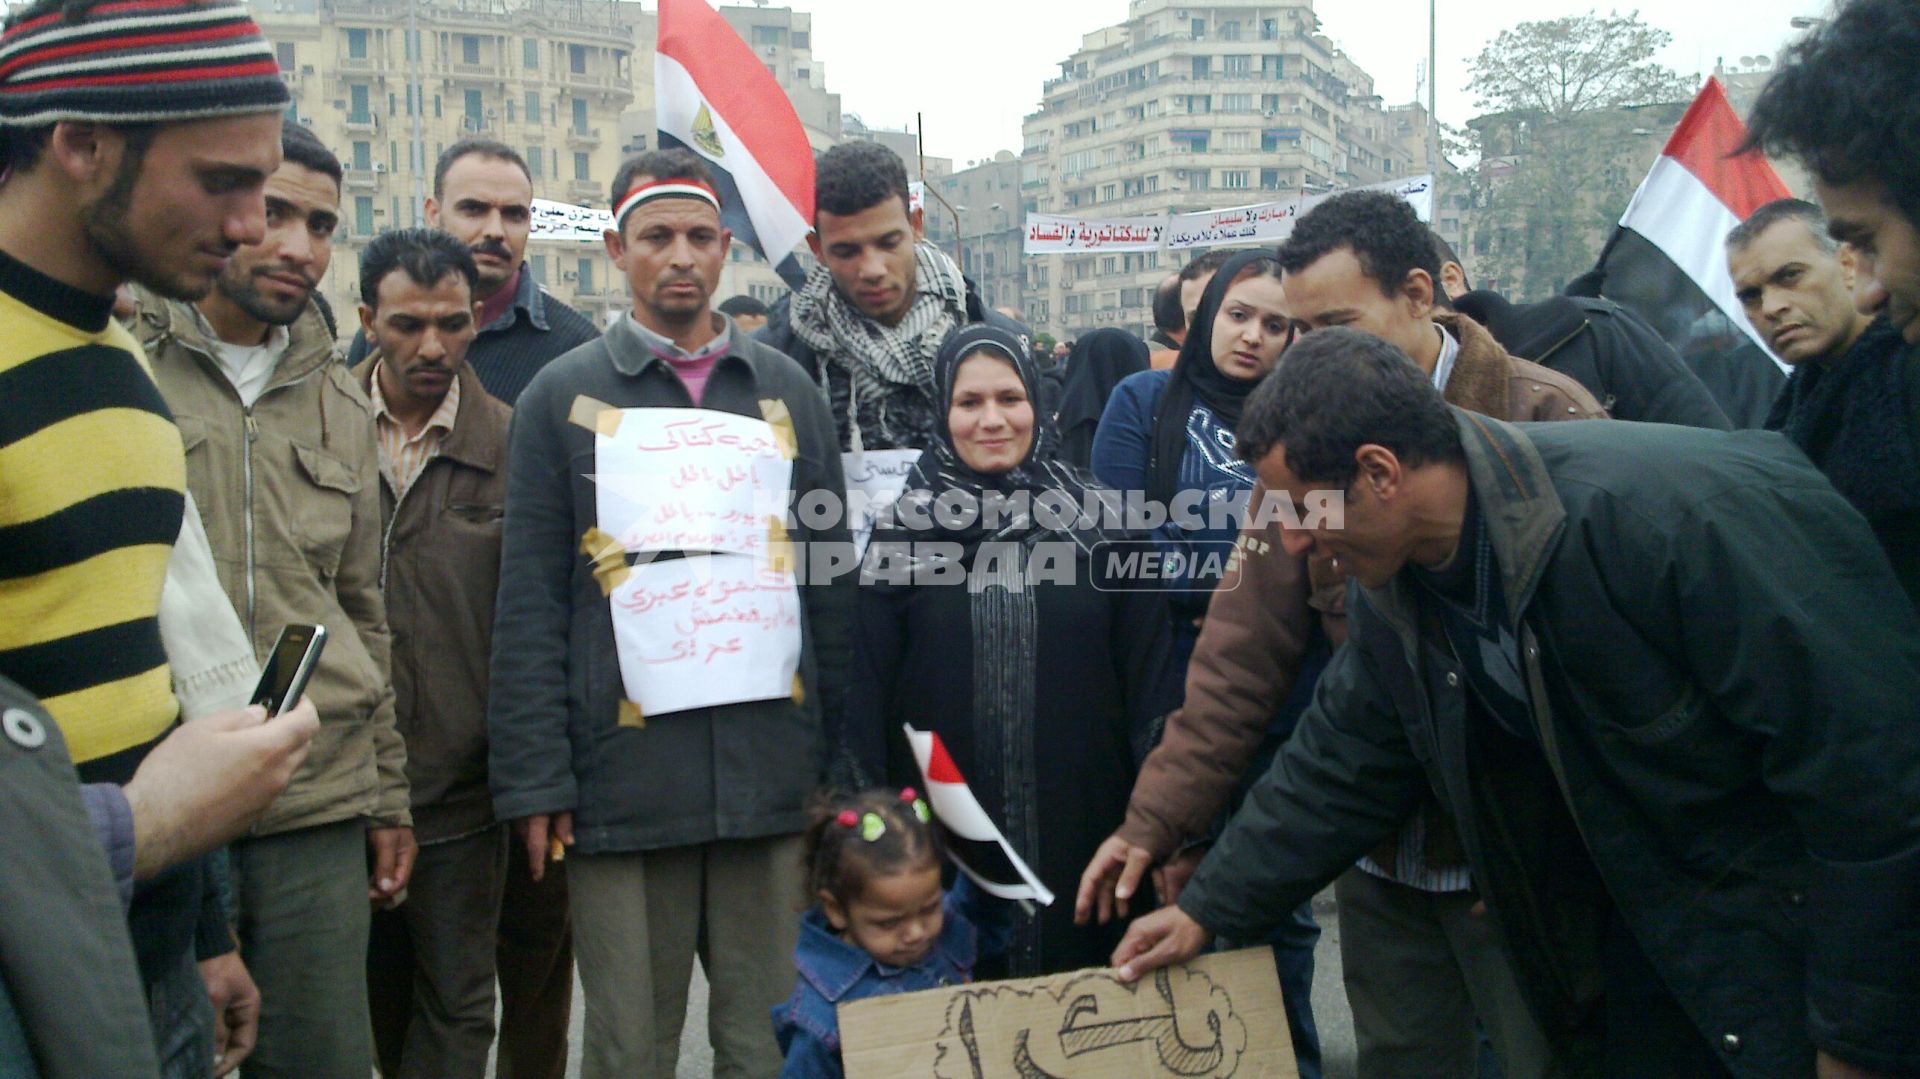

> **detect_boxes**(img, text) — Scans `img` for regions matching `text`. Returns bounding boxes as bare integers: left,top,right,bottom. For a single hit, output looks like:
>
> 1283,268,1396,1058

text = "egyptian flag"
904,725,1055,906
1574,79,1794,427
656,0,814,288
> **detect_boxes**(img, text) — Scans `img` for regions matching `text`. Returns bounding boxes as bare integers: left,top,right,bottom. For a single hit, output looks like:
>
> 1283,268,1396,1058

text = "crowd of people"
1,0,1917,1078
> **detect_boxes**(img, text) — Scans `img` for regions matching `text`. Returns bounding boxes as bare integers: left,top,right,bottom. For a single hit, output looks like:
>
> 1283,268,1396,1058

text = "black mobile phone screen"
251,625,316,715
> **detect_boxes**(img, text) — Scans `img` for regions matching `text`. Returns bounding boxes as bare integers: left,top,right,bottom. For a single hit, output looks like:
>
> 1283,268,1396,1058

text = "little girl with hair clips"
772,788,1008,1079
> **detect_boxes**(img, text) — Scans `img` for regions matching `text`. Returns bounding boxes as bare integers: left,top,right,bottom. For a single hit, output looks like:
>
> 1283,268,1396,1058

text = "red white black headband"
614,179,721,229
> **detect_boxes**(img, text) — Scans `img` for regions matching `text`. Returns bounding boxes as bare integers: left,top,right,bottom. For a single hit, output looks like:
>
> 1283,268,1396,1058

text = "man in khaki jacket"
353,230,515,1079
1081,191,1605,1079
135,125,412,1079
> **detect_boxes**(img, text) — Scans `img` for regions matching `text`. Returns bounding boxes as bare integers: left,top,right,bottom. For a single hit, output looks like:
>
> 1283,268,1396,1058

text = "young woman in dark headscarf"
1088,250,1292,671
1054,329,1152,469
848,323,1180,978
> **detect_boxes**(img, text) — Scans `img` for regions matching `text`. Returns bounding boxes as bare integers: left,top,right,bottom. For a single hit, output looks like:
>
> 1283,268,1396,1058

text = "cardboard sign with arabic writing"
838,948,1295,1079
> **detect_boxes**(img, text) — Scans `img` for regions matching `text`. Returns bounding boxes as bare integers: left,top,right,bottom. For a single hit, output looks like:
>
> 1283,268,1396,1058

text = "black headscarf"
1146,250,1283,508
868,324,1127,575
1054,329,1151,469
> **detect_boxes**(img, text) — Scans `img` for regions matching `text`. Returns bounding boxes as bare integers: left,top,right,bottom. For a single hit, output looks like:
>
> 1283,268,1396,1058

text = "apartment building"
1020,0,1439,341
923,153,1026,319
257,0,641,327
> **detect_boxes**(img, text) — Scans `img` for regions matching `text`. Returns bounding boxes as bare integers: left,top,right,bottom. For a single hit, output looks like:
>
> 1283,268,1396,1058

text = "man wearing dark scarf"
1055,329,1150,468
851,324,1180,978
1729,200,1920,607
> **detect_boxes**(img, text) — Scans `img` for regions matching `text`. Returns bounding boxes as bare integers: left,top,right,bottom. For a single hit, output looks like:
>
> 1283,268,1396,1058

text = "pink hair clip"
835,810,860,829
900,788,919,803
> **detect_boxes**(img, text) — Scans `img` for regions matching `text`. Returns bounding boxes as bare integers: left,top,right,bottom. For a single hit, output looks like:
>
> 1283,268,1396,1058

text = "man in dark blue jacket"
1115,328,1920,1079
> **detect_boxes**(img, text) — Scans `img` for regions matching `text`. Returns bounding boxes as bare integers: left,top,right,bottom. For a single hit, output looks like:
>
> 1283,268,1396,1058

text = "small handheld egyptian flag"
903,725,1055,906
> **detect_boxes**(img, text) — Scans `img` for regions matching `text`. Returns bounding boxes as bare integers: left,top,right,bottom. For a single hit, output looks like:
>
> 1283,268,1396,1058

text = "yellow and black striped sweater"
0,249,184,784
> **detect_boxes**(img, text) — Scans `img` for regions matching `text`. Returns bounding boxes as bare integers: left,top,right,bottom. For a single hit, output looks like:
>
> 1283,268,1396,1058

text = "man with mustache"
134,122,415,1078
1728,198,1920,606
351,229,514,1079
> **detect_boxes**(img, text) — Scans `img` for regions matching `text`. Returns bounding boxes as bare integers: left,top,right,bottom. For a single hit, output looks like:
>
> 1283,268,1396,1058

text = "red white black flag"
903,725,1055,906
656,0,815,288
1576,79,1795,427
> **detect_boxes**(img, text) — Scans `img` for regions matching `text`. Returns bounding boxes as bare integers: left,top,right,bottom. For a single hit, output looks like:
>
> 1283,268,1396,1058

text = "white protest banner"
1166,173,1434,250
609,554,802,718
1022,174,1434,255
843,448,922,557
1024,214,1167,254
530,197,614,244
592,409,793,559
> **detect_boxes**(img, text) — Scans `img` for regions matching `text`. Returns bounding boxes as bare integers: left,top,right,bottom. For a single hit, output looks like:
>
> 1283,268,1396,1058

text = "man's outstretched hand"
1077,833,1156,925
1110,905,1212,984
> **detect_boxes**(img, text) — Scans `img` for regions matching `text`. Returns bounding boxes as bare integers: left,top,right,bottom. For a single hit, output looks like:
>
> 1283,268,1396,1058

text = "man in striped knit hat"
0,1,320,1076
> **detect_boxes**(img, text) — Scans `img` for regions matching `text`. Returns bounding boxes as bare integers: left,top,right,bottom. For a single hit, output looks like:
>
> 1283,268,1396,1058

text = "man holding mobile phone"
134,124,414,1078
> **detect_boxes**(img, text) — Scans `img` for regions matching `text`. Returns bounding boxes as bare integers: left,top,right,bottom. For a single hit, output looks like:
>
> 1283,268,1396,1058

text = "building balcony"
338,54,383,74
342,167,384,192
566,126,601,149
343,114,379,135
444,61,505,82
566,179,602,202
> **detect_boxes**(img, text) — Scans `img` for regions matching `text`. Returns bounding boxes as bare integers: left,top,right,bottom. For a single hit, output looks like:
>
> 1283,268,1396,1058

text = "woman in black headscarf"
1054,329,1151,468
1088,250,1291,672
847,324,1180,978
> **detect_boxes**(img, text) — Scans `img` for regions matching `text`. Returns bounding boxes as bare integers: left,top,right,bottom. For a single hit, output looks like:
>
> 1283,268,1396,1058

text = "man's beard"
214,264,313,327
79,162,214,302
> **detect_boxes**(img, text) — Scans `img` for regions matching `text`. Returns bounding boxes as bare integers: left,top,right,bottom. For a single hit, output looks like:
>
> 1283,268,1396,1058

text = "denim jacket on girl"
772,877,1008,1079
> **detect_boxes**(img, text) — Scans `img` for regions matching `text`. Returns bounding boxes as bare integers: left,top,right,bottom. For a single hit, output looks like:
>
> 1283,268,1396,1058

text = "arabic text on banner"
1022,174,1434,255
843,448,922,557
529,197,615,244
593,408,793,559
608,553,803,718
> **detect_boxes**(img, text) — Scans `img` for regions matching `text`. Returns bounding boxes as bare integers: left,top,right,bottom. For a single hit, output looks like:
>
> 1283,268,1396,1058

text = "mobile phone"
250,624,328,718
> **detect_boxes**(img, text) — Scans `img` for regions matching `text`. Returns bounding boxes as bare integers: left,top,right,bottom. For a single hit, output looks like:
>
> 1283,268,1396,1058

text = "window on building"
524,38,538,68
1219,21,1240,40
572,98,589,135
349,84,370,123
569,44,587,74
354,196,374,237
505,99,515,123
351,141,371,171
1262,93,1281,113
531,255,547,286
433,95,441,118
577,259,594,292
1101,184,1116,201
1185,95,1211,114
404,29,420,60
527,144,543,178
525,91,539,122
464,89,484,130
1224,55,1251,76
1222,170,1250,189
1261,18,1280,39
574,152,590,181
276,42,295,71
1190,17,1205,39
1191,57,1209,80
792,30,809,49
461,35,479,65
1073,259,1091,281
345,28,367,59
1189,171,1211,191
1223,131,1253,150
796,68,809,83
1262,127,1302,153
388,92,397,116
1263,55,1285,79
1100,256,1117,274
1065,294,1084,314
751,25,784,46
1260,168,1283,190
1223,94,1253,112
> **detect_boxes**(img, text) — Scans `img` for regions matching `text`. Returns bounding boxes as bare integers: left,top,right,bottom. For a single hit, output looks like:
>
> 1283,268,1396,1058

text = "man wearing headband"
0,1,325,1076
758,140,1028,453
131,109,413,1079
488,147,855,1078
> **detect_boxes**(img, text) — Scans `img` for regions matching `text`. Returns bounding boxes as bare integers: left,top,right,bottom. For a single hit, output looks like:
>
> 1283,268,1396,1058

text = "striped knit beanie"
0,0,289,128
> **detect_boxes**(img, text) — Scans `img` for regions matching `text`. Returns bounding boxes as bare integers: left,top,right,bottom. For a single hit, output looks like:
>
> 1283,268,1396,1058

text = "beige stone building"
1020,0,1444,341
257,0,642,329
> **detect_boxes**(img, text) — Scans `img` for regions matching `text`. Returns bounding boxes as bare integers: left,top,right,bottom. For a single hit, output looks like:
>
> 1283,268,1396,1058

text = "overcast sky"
796,0,1830,166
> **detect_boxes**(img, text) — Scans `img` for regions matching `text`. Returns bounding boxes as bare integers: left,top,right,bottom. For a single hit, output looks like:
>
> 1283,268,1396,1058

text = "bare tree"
1461,11,1694,298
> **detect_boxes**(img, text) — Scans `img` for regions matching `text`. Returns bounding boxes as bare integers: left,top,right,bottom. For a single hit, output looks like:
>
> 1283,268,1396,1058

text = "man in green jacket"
135,124,412,1079
1115,328,1920,1078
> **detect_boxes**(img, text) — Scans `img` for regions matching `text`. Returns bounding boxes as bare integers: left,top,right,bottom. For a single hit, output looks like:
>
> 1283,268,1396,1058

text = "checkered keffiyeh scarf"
790,242,968,450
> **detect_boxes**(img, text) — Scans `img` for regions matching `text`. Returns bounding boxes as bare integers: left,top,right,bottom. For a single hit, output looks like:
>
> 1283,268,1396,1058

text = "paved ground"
491,889,1357,1078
